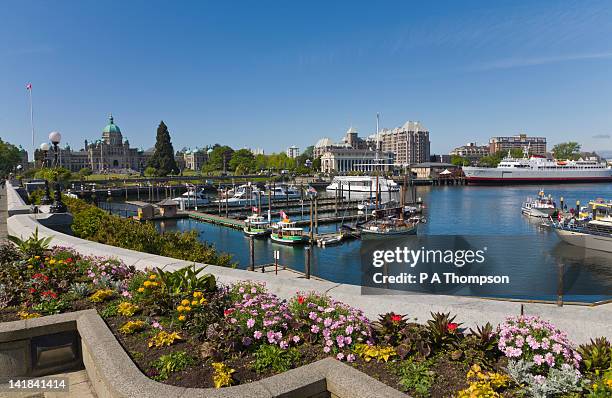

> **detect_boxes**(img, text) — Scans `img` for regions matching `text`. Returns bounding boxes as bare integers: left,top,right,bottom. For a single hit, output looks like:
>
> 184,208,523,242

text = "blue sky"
2,0,612,158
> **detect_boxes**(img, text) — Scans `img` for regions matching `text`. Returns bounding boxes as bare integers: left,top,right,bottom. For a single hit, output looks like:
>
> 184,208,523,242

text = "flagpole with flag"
26,83,34,159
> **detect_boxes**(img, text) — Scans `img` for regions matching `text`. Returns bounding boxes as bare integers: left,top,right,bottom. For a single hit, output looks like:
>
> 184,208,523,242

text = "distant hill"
597,150,612,160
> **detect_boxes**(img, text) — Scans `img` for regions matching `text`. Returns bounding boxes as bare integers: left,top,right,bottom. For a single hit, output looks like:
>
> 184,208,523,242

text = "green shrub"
152,351,195,380
393,358,435,396
252,344,301,373
8,228,53,258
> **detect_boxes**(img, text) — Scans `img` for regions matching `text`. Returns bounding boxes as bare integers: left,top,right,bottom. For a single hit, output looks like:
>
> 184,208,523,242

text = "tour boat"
172,189,210,208
552,200,612,253
243,214,270,238
521,191,557,218
270,220,309,245
326,176,399,194
462,150,612,184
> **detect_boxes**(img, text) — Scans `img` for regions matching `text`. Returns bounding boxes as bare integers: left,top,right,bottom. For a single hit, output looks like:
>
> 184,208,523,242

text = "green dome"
103,115,121,134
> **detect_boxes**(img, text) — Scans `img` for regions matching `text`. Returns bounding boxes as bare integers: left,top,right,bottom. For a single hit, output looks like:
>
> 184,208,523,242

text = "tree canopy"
229,149,255,172
552,142,581,160
0,138,23,177
148,121,179,176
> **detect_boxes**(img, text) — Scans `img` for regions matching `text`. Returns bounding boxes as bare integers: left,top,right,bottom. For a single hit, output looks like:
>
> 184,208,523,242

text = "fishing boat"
243,213,270,238
270,215,309,245
552,199,612,253
172,188,210,208
521,190,557,218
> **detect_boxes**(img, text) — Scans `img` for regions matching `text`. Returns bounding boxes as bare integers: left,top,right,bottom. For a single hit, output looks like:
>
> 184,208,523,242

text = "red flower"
390,314,403,323
29,288,36,294
447,323,458,332
66,258,73,263
223,308,234,317
297,296,305,305
41,291,58,299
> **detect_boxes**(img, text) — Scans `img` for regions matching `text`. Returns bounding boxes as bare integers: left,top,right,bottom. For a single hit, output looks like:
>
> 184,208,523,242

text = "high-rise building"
286,146,300,158
370,121,430,165
489,134,546,155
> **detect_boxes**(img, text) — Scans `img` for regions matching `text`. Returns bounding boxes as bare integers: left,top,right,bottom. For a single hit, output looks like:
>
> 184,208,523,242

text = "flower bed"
1,236,611,397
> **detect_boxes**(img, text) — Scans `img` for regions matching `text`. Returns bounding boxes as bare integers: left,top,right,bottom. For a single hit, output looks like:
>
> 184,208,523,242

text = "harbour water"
149,184,612,303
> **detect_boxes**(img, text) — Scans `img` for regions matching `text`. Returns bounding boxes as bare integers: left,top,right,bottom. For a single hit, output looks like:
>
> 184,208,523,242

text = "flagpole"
27,84,35,160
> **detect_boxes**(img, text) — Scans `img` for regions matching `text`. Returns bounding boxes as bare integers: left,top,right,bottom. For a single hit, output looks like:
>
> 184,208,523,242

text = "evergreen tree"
148,121,178,176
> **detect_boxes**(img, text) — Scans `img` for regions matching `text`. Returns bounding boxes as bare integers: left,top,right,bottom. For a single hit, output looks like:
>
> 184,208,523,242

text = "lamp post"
39,142,52,205
48,131,67,213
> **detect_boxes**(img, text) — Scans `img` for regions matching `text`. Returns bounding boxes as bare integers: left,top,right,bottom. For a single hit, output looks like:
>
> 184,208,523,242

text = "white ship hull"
554,229,612,253
463,166,612,184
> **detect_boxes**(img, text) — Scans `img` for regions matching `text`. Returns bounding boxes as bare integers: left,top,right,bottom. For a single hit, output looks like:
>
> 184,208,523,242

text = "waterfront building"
450,142,490,162
369,121,430,166
320,148,394,173
411,162,460,179
430,154,451,163
286,146,300,158
313,127,368,158
36,115,153,173
489,133,546,155
251,148,265,155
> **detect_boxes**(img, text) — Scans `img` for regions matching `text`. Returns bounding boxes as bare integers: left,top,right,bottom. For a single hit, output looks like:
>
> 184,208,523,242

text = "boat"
317,233,343,247
360,218,418,240
326,176,399,194
552,200,612,253
265,184,302,200
214,184,262,207
462,148,612,184
243,214,270,238
172,188,210,208
270,219,309,245
521,191,557,218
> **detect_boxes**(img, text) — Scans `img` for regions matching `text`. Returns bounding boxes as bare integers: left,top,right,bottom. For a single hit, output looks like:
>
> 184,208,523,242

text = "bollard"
249,238,255,271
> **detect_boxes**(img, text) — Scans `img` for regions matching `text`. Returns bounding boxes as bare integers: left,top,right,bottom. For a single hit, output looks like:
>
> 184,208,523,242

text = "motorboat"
521,190,557,218
326,176,399,194
552,199,612,253
214,184,262,207
172,188,210,208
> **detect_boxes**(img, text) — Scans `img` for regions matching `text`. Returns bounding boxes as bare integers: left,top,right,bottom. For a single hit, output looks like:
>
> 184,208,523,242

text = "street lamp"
48,131,67,213
39,142,52,205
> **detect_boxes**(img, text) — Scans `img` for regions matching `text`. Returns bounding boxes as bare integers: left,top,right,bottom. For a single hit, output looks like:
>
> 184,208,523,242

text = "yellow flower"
88,289,115,303
137,287,145,293
184,306,191,312
193,291,202,298
177,305,185,312
119,320,146,335
34,256,40,259
199,298,207,305
49,259,56,265
143,281,152,288
191,300,198,306
27,265,33,269
148,331,182,348
178,315,186,321
117,302,139,317
148,274,156,280
181,299,190,306
151,281,158,287
18,311,41,319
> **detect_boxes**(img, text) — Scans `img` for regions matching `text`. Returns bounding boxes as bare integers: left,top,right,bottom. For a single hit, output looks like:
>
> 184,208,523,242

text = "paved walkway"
0,184,7,242
0,370,97,398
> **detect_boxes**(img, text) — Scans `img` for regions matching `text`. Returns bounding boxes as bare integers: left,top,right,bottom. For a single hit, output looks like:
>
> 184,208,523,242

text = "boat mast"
375,113,380,211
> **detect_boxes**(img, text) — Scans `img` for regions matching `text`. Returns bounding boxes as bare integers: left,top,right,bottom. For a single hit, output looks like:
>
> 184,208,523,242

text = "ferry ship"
462,152,612,184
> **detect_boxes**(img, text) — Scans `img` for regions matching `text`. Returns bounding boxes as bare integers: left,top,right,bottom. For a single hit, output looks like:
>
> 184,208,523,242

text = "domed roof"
103,115,121,134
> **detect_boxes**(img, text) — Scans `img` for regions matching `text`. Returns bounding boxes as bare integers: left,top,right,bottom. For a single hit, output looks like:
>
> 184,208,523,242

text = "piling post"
315,197,319,234
249,238,255,271
305,246,311,279
309,199,314,242
557,261,564,307
225,188,229,218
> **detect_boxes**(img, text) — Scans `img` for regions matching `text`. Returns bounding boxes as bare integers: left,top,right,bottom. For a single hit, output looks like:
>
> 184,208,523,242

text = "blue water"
152,184,612,303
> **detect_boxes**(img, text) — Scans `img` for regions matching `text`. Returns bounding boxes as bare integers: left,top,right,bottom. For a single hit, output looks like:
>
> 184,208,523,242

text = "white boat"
317,233,343,247
521,191,557,218
552,200,612,252
172,189,210,207
265,184,302,200
326,176,399,194
214,185,262,207
243,214,270,237
463,150,612,184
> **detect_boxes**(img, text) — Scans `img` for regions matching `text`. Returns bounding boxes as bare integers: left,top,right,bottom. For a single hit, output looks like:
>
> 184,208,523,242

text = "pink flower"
336,353,345,360
346,354,355,362
254,330,263,339
279,341,289,349
311,325,320,333
292,335,300,343
323,346,331,353
246,318,255,328
533,354,544,365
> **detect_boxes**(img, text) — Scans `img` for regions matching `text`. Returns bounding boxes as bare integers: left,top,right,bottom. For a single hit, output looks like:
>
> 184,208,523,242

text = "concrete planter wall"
0,310,405,398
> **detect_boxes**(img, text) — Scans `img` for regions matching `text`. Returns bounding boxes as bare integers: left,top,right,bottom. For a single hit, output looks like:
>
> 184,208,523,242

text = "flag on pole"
252,206,258,213
280,210,288,220
26,83,32,90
